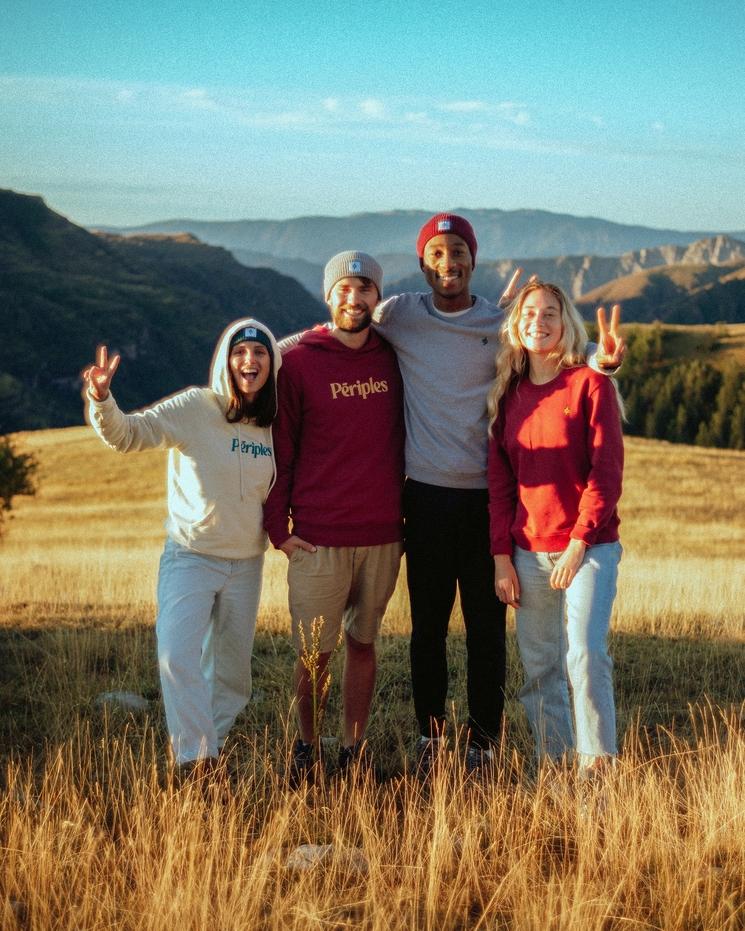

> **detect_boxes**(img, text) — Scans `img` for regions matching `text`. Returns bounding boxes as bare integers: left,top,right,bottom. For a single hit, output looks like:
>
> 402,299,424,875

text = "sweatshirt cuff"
570,525,596,545
87,390,115,408
265,524,291,550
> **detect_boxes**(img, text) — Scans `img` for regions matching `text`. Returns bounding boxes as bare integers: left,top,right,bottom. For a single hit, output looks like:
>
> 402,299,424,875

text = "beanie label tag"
246,327,257,337
348,260,362,274
437,219,452,232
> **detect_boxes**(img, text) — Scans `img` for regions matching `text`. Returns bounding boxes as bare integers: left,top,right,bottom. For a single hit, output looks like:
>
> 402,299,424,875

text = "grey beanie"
323,251,383,301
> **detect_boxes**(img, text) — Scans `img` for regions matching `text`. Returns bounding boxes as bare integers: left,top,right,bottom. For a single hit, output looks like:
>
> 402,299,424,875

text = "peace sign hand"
595,305,625,369
83,345,120,402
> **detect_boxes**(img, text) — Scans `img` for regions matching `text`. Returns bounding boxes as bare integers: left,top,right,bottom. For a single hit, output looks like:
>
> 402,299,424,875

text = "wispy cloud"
358,97,386,119
495,102,530,126
178,88,221,111
439,100,489,113
6,74,732,166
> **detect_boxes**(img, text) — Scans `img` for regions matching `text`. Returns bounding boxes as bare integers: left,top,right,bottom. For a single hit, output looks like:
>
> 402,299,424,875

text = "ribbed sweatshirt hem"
290,520,403,549
406,465,487,490
514,527,620,553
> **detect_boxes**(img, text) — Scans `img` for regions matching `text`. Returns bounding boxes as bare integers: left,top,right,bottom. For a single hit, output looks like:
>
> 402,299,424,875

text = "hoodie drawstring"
238,422,245,500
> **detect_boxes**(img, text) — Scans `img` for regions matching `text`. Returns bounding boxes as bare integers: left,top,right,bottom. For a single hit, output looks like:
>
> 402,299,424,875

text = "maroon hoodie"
264,326,404,548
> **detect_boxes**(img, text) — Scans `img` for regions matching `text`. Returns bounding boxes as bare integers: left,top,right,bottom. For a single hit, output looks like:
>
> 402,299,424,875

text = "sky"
2,0,744,230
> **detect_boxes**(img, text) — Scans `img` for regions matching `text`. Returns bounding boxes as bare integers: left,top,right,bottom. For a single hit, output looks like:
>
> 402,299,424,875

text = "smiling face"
518,288,563,355
420,233,474,310
229,340,271,401
327,276,378,333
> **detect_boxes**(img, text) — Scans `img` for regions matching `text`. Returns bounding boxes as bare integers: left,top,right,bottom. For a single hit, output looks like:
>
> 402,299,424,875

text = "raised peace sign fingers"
595,304,625,369
83,344,120,401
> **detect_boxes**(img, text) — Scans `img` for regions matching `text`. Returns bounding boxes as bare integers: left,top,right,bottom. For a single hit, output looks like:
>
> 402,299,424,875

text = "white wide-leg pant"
156,537,264,764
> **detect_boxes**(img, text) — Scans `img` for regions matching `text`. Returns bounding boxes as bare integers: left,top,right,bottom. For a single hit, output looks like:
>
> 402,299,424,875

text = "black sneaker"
464,743,494,781
415,736,444,779
286,739,317,789
336,740,371,779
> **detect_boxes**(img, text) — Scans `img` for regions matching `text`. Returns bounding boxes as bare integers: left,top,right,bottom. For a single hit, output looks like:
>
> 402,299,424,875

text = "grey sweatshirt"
374,292,604,490
373,292,504,489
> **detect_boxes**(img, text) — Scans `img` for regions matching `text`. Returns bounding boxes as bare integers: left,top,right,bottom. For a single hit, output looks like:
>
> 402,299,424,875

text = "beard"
333,306,372,333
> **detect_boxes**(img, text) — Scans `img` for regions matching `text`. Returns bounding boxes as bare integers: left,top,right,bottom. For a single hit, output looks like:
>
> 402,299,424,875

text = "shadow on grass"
1,623,743,777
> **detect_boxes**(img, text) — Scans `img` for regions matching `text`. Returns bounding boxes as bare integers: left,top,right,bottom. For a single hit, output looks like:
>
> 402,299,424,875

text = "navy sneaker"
336,740,372,778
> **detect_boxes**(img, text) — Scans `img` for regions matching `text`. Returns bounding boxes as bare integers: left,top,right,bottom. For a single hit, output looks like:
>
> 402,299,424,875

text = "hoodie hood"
209,316,282,411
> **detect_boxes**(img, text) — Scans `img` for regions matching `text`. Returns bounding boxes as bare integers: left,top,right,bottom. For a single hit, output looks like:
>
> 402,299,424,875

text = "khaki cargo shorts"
287,542,403,654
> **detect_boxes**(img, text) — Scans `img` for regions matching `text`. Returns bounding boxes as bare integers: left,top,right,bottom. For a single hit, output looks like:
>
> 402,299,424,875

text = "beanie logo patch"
437,219,452,232
246,327,257,337
348,260,362,274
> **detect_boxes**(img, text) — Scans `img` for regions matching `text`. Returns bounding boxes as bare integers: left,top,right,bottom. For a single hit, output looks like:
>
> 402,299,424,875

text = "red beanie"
416,213,477,267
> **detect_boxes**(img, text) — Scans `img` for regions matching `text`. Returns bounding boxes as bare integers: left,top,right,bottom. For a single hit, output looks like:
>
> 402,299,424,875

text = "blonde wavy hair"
487,281,589,431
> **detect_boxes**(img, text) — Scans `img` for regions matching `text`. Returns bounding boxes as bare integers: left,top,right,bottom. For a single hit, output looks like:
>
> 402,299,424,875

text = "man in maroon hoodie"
264,251,405,783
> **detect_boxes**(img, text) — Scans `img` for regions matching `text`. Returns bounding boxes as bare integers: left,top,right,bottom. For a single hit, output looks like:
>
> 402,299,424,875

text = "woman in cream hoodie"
84,318,280,772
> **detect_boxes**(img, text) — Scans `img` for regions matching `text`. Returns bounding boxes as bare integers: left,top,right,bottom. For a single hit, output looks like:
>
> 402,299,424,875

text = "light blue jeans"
156,538,264,764
513,542,622,765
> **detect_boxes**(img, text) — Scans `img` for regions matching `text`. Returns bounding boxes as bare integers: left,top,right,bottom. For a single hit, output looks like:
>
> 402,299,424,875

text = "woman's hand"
494,555,520,608
595,305,625,368
83,345,120,402
550,539,587,590
279,535,317,559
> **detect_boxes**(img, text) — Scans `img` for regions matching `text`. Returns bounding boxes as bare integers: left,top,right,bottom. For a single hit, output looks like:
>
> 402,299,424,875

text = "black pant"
404,478,506,748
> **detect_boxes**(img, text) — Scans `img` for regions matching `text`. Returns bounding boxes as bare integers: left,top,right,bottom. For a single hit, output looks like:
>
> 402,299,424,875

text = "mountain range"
108,212,745,321
0,190,323,433
4,189,745,433
107,208,745,262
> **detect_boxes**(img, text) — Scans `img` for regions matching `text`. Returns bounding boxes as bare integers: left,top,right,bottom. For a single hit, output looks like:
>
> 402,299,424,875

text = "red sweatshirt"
488,366,623,554
264,327,404,548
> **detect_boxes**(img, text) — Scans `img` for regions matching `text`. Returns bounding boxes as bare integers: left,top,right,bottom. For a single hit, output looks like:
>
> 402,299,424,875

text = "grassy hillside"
0,426,743,928
577,261,745,323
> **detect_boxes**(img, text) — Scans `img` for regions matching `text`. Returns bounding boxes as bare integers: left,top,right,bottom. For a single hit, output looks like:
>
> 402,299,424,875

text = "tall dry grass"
0,426,743,929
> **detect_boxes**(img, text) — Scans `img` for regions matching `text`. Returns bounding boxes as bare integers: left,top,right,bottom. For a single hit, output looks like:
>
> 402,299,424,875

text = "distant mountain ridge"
0,189,324,433
389,234,745,305
105,207,731,263
576,260,745,324
4,190,745,434
107,211,745,321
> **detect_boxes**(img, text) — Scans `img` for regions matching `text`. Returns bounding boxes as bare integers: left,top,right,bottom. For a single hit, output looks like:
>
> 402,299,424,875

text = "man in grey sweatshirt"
373,212,623,775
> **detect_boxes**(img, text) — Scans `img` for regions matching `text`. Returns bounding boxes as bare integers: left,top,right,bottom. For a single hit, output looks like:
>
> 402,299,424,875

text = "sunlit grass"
0,425,743,928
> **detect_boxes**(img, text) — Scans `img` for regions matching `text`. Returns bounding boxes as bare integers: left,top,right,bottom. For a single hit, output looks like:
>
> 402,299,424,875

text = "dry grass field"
1,426,743,930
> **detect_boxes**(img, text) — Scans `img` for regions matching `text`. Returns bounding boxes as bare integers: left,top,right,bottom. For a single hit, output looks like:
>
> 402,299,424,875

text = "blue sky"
2,0,744,230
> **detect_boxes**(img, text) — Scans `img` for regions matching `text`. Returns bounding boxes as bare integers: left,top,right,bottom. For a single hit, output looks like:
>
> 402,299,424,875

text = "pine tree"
0,436,38,537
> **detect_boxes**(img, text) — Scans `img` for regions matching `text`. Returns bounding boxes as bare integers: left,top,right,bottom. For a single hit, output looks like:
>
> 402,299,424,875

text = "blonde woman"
84,319,280,775
487,283,623,777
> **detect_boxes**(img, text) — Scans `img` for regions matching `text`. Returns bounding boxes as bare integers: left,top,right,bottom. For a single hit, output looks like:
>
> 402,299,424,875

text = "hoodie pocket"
185,506,218,543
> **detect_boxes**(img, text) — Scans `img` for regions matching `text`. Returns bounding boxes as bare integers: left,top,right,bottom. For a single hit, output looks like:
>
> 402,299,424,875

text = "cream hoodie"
87,318,281,559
